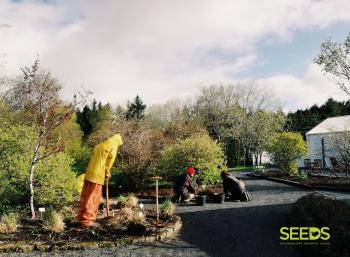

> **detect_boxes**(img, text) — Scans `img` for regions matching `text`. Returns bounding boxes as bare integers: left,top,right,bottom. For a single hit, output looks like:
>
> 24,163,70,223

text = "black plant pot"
196,195,206,206
214,193,225,203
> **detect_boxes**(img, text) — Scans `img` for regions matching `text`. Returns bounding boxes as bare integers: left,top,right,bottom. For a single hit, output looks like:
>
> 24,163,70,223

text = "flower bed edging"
246,173,350,192
0,217,182,253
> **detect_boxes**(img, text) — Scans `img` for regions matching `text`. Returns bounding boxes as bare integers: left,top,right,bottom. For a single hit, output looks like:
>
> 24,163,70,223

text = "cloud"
0,0,349,108
257,64,348,112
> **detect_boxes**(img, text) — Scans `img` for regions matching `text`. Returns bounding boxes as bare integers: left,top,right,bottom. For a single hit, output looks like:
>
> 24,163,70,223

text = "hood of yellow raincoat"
105,133,123,147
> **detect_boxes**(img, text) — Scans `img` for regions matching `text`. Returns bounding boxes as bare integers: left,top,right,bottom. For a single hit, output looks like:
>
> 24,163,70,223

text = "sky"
0,0,349,112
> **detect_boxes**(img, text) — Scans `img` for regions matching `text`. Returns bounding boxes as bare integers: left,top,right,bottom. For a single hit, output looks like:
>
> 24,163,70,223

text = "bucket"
196,195,206,206
214,193,225,204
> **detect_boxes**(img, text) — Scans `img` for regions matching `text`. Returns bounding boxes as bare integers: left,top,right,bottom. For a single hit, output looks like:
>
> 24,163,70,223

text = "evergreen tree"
125,95,146,120
287,98,350,137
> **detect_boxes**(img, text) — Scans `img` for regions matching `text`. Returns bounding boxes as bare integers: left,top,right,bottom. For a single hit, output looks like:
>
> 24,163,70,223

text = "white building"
298,115,350,169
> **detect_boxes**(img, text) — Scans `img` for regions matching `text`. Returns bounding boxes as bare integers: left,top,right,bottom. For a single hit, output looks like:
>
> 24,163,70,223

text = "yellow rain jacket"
84,134,123,185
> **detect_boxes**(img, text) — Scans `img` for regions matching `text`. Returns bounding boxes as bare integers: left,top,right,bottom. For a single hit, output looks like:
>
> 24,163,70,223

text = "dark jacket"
173,173,195,196
222,174,245,197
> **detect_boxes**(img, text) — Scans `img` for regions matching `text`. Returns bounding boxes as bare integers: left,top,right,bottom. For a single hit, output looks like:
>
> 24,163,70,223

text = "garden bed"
0,211,182,253
248,171,350,191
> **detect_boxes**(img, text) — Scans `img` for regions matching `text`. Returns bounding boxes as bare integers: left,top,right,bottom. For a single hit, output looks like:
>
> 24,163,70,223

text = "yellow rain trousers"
76,134,123,227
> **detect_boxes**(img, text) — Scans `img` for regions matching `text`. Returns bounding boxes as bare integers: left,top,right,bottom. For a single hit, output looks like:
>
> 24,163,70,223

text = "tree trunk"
29,162,37,219
29,143,40,219
259,152,263,165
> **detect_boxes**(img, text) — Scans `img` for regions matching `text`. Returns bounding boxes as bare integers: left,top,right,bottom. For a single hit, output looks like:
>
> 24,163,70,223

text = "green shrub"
71,146,92,175
0,125,35,208
297,171,308,181
35,153,78,207
0,125,78,210
0,212,19,234
267,132,308,175
157,134,225,185
43,207,65,233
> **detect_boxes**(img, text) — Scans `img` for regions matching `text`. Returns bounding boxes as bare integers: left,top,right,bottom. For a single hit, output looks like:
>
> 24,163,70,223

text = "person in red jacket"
173,167,196,203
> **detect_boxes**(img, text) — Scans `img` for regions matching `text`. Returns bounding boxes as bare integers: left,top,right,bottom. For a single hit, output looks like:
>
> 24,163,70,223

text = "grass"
116,193,138,208
229,165,269,173
160,199,175,218
229,166,254,172
0,212,19,234
43,207,65,233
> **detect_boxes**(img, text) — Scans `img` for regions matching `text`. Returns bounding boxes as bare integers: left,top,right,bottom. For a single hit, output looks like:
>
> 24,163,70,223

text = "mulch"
261,171,350,189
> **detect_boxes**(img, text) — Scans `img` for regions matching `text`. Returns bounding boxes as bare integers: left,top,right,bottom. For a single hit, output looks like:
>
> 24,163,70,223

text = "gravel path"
2,173,350,257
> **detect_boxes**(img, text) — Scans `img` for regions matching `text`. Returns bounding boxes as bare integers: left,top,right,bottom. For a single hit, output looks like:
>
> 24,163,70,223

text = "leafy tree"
5,59,89,218
157,134,225,185
249,110,286,165
58,113,84,159
267,132,308,175
315,33,350,96
0,125,77,212
125,95,146,120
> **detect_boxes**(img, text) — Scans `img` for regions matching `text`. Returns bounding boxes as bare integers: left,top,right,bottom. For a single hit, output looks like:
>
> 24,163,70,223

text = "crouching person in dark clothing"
173,167,196,203
221,171,250,201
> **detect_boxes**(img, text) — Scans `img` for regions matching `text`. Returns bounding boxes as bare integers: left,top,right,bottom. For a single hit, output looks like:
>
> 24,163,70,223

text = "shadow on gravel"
177,203,301,257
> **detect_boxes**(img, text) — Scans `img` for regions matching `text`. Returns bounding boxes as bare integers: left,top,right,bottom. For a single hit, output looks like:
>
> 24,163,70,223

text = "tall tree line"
287,98,350,137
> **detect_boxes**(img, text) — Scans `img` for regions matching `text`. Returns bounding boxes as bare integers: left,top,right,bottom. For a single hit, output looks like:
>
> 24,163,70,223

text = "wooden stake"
149,176,162,224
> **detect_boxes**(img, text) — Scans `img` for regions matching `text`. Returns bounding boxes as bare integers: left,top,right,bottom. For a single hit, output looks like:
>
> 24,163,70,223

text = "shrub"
288,193,350,257
117,121,168,190
297,171,308,181
160,199,175,219
0,212,19,234
71,146,92,175
35,153,78,207
0,125,79,210
43,207,65,233
157,134,225,185
267,132,308,175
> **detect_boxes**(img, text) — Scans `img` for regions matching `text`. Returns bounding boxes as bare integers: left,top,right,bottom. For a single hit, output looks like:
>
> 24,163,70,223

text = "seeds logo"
280,227,330,245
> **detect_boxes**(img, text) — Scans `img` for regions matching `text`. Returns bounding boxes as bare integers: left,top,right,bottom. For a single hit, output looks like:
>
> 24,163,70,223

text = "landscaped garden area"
0,23,350,256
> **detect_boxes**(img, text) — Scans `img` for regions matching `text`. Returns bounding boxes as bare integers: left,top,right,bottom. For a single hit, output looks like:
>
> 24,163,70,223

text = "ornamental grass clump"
0,212,19,234
43,207,65,233
116,193,138,208
160,199,175,219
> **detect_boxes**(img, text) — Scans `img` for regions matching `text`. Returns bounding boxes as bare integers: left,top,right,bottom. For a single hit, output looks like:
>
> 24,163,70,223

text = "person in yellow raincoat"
76,133,123,228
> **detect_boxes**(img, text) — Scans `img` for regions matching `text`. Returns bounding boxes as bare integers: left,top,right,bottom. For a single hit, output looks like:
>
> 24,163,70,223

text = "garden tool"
105,178,111,217
149,176,164,227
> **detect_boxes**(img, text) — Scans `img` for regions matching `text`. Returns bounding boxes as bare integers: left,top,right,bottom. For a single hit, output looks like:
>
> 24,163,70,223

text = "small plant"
43,207,65,233
253,165,265,174
0,212,19,234
116,194,138,208
160,199,175,219
130,209,145,224
297,171,308,181
116,195,128,208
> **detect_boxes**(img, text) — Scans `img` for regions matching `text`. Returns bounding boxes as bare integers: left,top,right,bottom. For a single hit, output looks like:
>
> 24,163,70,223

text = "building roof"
306,115,350,135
